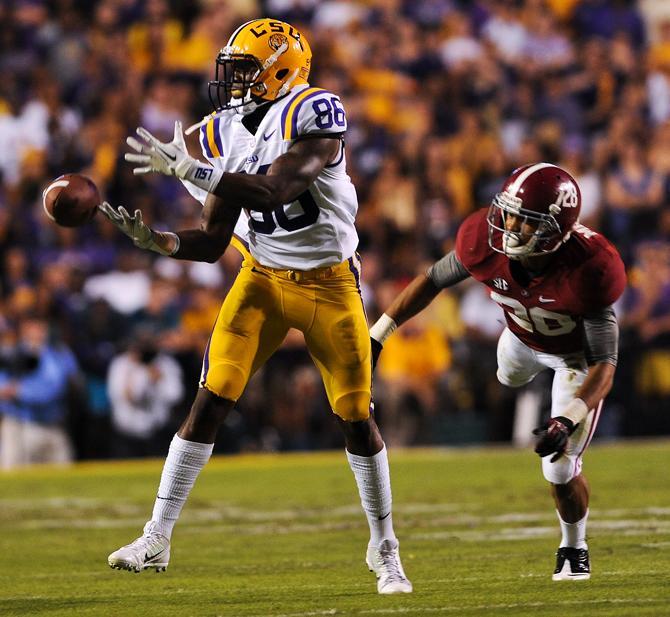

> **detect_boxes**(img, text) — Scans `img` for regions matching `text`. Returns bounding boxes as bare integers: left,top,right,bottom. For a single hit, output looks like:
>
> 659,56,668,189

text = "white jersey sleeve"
180,178,208,206
178,113,251,247
178,115,227,206
198,116,226,163
282,88,347,140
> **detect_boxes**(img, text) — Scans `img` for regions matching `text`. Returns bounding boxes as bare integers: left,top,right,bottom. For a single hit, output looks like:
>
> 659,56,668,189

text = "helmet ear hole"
276,68,289,80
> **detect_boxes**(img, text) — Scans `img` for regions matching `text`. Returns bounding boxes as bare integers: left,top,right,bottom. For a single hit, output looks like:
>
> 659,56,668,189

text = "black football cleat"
552,547,590,580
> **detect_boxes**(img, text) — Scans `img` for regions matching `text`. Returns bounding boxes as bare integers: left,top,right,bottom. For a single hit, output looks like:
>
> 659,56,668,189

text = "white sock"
557,508,589,549
346,445,396,546
150,434,214,539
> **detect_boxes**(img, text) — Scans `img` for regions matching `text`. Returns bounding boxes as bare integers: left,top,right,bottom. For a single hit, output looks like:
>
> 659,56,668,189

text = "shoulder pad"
570,237,627,312
281,87,347,140
455,209,491,272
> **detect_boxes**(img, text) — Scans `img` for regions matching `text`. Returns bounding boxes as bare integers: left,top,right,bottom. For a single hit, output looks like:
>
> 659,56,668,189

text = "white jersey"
182,84,358,270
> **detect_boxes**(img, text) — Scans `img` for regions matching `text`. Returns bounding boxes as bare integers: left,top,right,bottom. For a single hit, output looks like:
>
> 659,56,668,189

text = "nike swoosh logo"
377,512,391,521
156,145,176,161
145,548,166,561
262,130,276,142
539,296,555,303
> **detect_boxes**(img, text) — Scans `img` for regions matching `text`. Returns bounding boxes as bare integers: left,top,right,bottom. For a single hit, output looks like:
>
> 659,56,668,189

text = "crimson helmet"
487,163,581,259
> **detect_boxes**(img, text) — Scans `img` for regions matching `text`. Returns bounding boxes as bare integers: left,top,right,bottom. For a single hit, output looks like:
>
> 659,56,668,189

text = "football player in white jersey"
101,18,411,594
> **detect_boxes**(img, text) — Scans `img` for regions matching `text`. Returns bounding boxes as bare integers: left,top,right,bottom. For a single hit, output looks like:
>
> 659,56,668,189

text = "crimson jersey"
455,209,626,355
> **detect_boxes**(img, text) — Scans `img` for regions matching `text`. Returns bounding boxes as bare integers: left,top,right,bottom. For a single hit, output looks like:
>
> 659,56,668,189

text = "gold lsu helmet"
209,18,312,113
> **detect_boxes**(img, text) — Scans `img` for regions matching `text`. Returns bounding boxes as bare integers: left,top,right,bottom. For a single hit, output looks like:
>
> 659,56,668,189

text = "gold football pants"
200,254,372,421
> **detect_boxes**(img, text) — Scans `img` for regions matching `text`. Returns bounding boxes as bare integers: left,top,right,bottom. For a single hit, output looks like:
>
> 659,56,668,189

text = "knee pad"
202,361,247,401
332,390,370,422
496,368,534,388
542,455,577,485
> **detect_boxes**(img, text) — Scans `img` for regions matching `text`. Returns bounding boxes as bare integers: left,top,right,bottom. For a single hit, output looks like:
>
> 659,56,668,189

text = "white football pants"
496,328,602,485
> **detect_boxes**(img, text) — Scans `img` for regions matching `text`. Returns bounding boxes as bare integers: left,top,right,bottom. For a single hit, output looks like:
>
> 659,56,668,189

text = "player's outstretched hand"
532,416,577,462
125,121,222,193
371,338,383,372
125,121,192,178
98,201,154,250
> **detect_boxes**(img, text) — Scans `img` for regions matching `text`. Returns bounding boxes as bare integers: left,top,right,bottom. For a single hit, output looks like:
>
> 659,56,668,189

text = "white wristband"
369,313,398,345
177,159,222,194
561,398,589,425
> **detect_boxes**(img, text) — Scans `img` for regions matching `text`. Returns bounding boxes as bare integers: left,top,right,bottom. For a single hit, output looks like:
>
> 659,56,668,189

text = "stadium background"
2,0,670,467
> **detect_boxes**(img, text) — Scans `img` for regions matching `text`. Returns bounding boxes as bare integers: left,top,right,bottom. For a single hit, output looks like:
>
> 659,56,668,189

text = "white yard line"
410,520,670,542
13,517,670,544
2,499,669,520
244,611,338,617
6,500,670,542
357,598,660,615
243,598,661,617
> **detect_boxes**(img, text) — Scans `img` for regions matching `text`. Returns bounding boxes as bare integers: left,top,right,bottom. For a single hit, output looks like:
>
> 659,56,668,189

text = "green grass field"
0,440,669,616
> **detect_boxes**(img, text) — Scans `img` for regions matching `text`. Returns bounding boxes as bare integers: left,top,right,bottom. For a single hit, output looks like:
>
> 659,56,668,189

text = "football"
42,173,100,227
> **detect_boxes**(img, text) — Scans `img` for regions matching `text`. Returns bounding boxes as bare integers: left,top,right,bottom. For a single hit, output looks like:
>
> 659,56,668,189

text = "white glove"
125,121,222,193
98,201,177,256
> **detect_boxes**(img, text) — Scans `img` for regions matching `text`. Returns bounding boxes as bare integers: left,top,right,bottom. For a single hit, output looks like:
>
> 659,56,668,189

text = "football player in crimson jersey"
101,18,411,593
370,163,626,580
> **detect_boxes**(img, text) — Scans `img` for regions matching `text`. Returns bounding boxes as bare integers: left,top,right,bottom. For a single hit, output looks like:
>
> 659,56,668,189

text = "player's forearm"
560,307,619,426
577,362,616,410
371,275,441,344
212,171,314,213
212,173,280,212
121,219,231,263
171,229,228,263
209,139,338,212
561,362,616,426
388,275,441,326
167,195,240,262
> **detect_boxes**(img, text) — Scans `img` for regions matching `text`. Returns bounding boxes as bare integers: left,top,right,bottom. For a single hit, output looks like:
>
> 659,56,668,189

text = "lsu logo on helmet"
209,19,312,113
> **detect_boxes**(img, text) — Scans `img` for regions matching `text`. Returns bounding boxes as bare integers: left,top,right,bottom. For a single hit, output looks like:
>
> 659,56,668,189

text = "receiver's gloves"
532,416,577,462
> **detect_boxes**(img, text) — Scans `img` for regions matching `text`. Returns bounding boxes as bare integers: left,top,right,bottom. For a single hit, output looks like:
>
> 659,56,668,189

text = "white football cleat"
366,538,413,594
108,522,170,573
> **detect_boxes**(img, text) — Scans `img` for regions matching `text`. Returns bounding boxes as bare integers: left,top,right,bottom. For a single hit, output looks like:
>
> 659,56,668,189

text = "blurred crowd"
2,0,670,468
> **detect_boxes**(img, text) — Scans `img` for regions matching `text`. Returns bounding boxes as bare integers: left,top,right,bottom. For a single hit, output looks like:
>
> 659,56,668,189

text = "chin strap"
185,111,225,136
277,69,299,98
262,42,288,70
